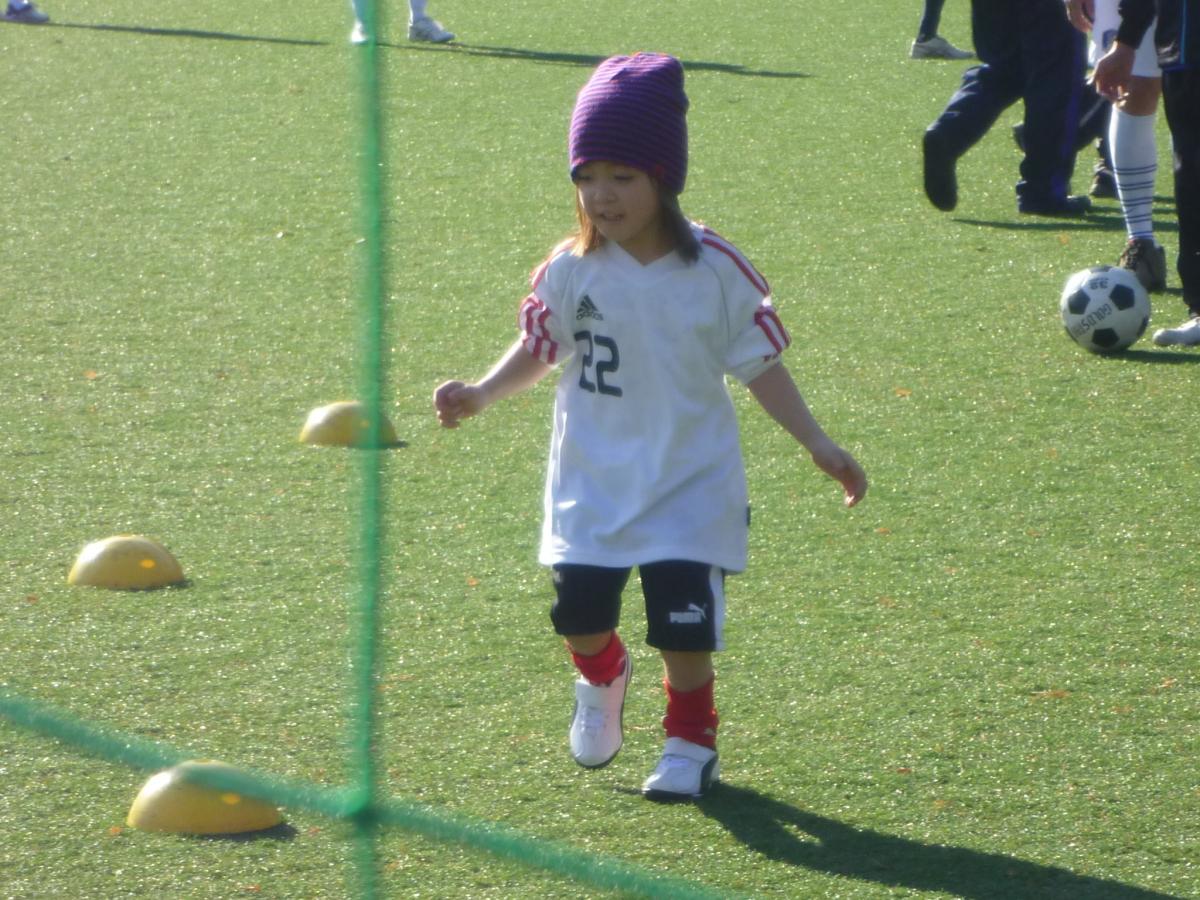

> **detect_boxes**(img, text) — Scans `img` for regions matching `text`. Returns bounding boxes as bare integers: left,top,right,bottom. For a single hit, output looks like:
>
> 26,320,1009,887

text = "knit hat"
569,53,689,195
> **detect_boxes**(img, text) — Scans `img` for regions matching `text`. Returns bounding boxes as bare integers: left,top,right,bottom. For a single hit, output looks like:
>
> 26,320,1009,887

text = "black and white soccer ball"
1060,266,1151,353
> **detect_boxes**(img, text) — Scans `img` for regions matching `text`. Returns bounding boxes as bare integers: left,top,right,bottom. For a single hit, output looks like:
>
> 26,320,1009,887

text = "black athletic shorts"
549,560,727,652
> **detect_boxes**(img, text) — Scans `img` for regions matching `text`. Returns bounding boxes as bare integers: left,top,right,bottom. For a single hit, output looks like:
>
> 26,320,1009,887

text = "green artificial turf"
2,0,1197,897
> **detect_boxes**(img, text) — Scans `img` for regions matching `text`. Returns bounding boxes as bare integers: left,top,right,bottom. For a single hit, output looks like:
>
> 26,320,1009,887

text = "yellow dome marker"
127,760,282,835
67,536,185,590
299,400,398,448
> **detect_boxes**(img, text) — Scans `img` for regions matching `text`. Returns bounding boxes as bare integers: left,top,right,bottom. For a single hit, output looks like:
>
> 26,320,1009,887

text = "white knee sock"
1109,108,1158,243
349,0,365,25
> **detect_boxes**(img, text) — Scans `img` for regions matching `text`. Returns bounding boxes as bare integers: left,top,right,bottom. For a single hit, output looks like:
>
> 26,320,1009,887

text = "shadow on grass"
697,783,1184,900
49,23,806,77
952,214,1125,233
953,213,1178,235
49,21,328,47
198,822,299,842
1103,348,1200,364
385,41,809,78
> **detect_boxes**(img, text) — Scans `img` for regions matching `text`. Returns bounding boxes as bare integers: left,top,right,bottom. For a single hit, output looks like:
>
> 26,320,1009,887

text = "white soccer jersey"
1090,0,1160,76
518,224,790,573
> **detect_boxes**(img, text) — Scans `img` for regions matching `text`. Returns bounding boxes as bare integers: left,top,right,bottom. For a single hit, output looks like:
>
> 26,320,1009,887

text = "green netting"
348,2,388,893
0,691,720,898
0,5,724,898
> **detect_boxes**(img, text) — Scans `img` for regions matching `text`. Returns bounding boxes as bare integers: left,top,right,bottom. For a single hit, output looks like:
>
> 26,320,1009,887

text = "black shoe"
1018,194,1092,217
1012,122,1026,153
1090,166,1117,199
1119,238,1168,292
923,130,958,211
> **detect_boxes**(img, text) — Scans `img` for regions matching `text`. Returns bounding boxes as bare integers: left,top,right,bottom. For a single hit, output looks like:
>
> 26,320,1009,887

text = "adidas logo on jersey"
576,296,604,321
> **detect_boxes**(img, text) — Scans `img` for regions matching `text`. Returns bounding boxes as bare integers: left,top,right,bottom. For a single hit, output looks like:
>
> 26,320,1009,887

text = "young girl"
348,0,453,44
434,53,867,801
1066,0,1166,293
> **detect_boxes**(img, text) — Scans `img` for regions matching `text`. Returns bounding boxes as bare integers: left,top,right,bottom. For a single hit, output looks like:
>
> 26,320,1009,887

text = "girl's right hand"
1065,0,1094,33
434,341,553,428
433,380,487,428
1090,42,1136,102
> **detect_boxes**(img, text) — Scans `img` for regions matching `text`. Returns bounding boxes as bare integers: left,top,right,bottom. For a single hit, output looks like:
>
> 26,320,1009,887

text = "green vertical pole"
351,0,388,896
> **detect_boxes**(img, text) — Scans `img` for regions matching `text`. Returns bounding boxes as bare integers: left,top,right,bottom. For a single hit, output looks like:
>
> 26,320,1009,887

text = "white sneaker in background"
910,35,972,60
408,16,454,43
1152,316,1200,347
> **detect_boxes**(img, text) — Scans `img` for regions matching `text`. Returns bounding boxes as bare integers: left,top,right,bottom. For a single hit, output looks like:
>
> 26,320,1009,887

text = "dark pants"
917,0,946,40
927,0,1086,206
1162,68,1200,311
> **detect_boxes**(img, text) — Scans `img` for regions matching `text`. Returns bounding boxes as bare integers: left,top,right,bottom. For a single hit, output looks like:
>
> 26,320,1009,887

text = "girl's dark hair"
661,192,701,263
567,180,701,263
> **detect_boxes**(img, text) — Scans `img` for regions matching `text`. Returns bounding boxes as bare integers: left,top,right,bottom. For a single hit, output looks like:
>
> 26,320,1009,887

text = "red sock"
663,676,718,749
570,633,627,686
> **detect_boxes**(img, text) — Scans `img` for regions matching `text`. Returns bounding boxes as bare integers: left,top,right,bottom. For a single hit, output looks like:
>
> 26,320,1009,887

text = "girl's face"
574,161,670,264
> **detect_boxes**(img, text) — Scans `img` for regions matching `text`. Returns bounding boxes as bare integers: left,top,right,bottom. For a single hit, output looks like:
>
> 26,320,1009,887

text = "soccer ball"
1060,266,1150,353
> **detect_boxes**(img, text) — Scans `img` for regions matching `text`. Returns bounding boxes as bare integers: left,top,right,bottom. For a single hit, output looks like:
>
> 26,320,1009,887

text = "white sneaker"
1152,316,1200,347
642,737,719,801
408,16,454,43
3,2,49,23
568,656,630,769
349,20,369,45
910,35,972,60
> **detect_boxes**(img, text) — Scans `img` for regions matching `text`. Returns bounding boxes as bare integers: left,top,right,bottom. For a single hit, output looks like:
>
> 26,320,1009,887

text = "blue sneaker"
4,2,49,23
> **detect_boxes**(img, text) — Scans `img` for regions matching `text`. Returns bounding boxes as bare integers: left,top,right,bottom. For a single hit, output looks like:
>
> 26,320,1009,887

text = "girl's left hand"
810,438,868,507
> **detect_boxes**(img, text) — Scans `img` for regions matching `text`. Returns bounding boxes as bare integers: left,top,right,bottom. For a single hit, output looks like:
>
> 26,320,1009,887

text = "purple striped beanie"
569,53,689,195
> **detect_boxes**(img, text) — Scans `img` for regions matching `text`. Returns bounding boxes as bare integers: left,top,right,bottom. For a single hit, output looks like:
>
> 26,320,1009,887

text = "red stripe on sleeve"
754,305,791,356
519,294,559,365
700,229,770,297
